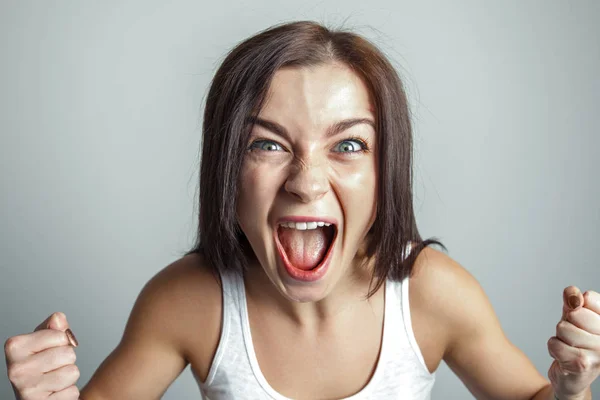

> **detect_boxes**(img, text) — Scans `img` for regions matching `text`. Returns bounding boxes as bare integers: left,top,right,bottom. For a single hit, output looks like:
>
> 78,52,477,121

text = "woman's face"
236,63,378,302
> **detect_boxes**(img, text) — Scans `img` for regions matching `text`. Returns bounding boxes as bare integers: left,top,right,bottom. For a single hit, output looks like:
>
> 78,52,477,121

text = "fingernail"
568,295,581,309
65,329,79,347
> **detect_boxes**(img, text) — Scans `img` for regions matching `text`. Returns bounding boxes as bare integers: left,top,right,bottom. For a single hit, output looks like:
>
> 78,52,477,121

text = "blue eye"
333,139,366,153
249,140,283,152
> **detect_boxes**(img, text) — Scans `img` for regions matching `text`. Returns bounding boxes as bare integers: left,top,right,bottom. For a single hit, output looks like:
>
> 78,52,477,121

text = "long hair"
185,21,444,296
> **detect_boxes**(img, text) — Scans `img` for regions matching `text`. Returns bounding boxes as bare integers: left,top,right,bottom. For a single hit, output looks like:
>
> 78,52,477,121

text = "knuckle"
65,384,80,397
547,338,556,350
583,290,598,303
65,364,80,381
6,366,18,383
7,362,26,383
554,328,571,345
56,346,76,364
556,320,569,332
4,335,22,356
20,386,42,400
555,332,568,344
65,346,77,363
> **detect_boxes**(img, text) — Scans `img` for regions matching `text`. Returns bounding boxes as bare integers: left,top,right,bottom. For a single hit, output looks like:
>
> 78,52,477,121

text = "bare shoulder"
408,247,547,398
80,253,222,399
142,252,221,310
409,246,482,325
407,246,487,372
142,252,222,365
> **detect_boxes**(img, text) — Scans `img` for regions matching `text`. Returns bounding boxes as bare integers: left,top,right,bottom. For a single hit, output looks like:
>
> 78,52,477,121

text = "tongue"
278,227,329,270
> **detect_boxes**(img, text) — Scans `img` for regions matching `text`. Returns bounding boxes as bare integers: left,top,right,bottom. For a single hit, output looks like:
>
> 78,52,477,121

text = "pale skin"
5,63,599,399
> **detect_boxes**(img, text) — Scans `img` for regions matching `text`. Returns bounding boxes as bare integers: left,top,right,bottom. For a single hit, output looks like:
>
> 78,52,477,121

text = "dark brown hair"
185,21,444,295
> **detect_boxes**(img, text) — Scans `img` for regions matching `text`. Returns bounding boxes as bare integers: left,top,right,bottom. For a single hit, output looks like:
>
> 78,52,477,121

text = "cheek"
236,162,281,232
335,159,378,221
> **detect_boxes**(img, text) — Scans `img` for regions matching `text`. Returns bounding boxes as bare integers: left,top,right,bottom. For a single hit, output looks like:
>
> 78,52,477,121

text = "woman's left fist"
547,286,600,398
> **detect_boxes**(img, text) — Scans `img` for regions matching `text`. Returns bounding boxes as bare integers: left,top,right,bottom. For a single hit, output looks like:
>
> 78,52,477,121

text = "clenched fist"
547,287,600,399
4,312,81,400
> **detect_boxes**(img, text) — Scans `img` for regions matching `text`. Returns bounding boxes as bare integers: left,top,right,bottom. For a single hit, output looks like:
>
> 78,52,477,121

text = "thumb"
562,286,583,321
34,311,70,332
565,286,583,310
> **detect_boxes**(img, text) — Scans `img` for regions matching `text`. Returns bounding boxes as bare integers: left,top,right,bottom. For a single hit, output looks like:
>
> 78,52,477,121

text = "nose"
284,159,329,203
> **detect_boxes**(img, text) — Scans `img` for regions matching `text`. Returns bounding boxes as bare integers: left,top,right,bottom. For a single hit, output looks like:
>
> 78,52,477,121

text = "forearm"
531,384,592,400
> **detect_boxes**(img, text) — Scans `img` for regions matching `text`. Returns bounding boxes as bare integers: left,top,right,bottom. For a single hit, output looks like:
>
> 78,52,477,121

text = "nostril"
283,167,329,203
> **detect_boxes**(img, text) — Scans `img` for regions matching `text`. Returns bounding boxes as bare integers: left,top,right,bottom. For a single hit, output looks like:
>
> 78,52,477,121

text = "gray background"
1,0,599,398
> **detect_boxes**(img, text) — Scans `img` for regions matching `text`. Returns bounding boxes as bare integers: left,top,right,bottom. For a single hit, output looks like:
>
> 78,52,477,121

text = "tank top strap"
384,240,434,377
199,268,241,386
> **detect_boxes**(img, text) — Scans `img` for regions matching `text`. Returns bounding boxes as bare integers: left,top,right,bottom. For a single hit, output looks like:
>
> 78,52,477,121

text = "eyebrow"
246,116,375,139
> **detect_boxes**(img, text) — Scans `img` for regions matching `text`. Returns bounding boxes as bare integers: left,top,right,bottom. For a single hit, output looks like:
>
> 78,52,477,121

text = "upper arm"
80,254,221,400
412,248,549,400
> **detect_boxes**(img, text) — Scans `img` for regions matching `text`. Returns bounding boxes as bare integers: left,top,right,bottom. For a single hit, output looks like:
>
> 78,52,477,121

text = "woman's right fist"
4,312,81,399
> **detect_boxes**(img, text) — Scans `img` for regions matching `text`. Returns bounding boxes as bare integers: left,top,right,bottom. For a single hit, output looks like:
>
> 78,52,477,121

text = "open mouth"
274,220,338,282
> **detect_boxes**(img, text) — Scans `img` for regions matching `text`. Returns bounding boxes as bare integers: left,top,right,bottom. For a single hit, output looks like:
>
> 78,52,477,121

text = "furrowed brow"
246,117,288,138
326,118,375,137
246,116,375,138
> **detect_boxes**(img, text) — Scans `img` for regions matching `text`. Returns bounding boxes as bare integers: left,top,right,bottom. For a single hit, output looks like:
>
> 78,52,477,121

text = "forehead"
259,63,375,125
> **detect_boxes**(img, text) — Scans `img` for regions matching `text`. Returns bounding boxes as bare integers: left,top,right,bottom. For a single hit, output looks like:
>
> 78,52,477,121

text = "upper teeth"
279,221,332,230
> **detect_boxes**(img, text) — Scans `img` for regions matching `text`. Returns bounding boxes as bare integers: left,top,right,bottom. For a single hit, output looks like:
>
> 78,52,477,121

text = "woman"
5,21,599,400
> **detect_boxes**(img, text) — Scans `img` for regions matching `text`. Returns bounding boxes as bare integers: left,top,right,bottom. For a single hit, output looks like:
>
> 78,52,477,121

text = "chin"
277,277,333,303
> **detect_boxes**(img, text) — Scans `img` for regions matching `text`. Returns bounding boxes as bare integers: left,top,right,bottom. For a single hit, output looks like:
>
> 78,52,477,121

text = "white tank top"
196,267,436,399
